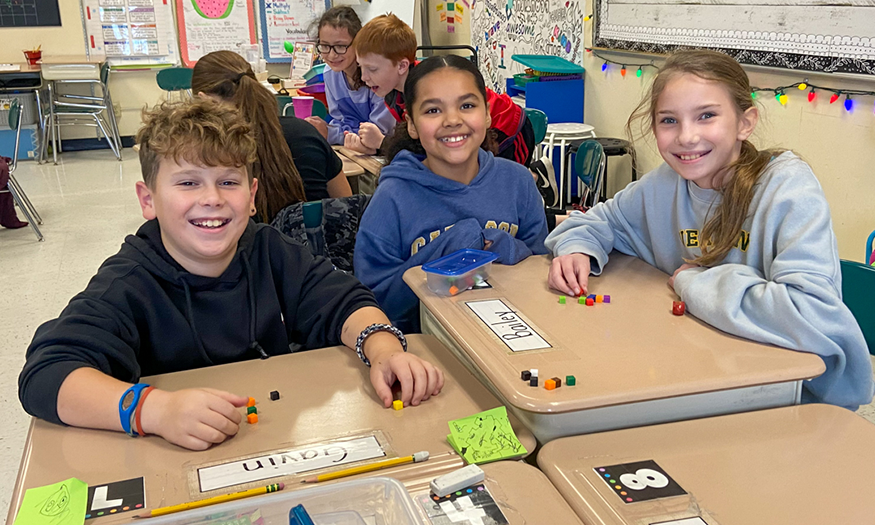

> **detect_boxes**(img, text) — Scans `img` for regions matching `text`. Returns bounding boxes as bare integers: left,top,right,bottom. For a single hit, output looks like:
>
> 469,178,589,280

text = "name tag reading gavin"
197,435,386,492
466,299,551,352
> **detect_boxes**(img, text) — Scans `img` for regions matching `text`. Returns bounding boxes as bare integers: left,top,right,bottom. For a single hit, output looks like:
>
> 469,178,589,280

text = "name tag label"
466,299,551,352
197,435,386,492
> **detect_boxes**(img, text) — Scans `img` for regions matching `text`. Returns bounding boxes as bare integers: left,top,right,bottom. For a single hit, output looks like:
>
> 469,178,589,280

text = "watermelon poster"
176,0,257,67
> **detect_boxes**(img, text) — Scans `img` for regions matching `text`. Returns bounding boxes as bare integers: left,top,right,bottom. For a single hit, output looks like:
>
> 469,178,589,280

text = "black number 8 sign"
594,460,687,503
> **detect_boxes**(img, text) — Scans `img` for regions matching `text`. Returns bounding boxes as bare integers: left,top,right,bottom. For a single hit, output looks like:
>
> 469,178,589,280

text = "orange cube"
596,295,604,303
545,379,557,390
247,397,256,407
247,413,258,424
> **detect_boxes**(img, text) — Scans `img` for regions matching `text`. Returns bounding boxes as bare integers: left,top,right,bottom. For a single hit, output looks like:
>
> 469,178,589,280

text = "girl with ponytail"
545,49,873,409
192,51,350,223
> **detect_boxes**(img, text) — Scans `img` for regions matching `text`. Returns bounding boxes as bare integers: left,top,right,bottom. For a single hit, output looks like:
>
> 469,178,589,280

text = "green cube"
558,296,566,304
566,375,576,386
578,296,586,304
247,406,257,415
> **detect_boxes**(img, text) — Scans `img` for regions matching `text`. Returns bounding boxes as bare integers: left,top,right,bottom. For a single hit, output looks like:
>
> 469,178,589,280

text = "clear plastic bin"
421,249,498,296
146,478,422,525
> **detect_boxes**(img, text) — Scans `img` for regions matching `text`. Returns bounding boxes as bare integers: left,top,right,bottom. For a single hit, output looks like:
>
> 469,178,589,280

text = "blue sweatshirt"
546,152,874,410
355,149,549,332
324,68,396,145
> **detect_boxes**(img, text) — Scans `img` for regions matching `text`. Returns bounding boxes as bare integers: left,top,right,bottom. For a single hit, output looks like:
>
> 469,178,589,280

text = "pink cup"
292,96,314,119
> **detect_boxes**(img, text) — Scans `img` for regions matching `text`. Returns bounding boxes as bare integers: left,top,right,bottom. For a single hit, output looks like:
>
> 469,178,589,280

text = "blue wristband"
119,383,149,437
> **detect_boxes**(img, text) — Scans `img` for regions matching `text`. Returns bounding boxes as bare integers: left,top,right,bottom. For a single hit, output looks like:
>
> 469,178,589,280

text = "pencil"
132,483,284,519
301,451,429,483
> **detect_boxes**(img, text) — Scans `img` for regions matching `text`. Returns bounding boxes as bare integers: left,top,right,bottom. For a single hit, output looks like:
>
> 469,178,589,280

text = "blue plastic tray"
511,54,584,74
422,249,498,276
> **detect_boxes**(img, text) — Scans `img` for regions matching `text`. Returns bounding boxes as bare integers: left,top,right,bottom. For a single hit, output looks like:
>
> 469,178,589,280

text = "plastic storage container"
421,249,498,296
146,477,422,525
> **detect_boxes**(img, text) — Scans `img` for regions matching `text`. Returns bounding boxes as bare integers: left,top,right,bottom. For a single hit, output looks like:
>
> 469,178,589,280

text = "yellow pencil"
132,483,284,519
301,451,429,483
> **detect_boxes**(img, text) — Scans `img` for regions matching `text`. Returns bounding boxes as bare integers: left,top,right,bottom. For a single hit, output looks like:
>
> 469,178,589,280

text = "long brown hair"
192,50,306,222
627,49,781,266
311,6,365,89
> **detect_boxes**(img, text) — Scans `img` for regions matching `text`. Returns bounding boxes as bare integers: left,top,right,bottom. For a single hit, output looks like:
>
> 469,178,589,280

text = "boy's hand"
365,334,444,408
304,116,329,139
548,253,591,297
344,131,378,155
357,123,384,150
141,388,247,451
668,263,699,291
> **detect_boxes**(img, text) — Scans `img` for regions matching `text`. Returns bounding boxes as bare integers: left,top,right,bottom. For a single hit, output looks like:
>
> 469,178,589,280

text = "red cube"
672,301,686,316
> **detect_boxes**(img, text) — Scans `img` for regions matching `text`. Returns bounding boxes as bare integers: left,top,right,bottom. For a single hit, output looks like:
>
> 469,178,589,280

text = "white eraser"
430,465,485,497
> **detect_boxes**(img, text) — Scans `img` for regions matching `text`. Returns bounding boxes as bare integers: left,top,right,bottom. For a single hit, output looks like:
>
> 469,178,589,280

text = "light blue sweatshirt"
546,152,874,410
323,68,396,145
355,149,549,332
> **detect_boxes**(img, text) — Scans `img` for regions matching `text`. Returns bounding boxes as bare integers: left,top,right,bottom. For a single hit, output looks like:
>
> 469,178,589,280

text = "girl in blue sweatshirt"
305,7,395,146
546,50,873,409
355,55,548,332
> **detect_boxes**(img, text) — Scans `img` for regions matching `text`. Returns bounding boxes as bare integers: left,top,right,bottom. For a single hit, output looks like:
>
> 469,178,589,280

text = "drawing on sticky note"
447,407,526,464
13,478,87,525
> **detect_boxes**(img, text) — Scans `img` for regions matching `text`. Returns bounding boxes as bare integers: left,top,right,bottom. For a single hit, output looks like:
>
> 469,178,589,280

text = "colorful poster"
82,0,179,66
473,0,584,92
259,0,329,62
177,0,257,67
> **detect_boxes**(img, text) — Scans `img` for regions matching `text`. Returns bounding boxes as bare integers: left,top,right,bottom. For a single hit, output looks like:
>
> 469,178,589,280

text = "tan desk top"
333,145,384,175
38,55,105,65
0,62,41,74
538,404,875,525
337,151,365,178
404,254,824,414
7,335,535,525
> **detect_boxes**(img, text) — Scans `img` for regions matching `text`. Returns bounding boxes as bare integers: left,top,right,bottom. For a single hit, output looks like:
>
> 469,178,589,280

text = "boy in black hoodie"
19,99,444,450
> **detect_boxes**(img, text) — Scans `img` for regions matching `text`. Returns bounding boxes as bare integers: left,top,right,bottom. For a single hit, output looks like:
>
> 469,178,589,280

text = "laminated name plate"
465,299,551,351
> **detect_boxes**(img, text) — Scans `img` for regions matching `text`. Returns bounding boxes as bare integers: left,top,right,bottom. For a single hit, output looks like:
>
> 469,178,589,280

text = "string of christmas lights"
585,48,875,112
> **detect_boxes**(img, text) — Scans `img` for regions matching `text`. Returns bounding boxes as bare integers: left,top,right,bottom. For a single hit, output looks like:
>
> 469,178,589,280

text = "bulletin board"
593,0,875,76
258,0,329,63
472,0,585,93
176,0,257,67
81,0,180,67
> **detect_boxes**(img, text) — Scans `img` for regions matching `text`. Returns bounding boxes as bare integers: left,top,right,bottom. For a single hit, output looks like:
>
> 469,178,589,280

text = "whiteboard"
593,0,875,76
81,0,180,66
258,0,329,62
176,0,257,67
473,0,585,93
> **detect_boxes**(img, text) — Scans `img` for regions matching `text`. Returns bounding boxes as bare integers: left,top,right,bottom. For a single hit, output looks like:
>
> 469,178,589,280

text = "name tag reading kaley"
466,299,551,352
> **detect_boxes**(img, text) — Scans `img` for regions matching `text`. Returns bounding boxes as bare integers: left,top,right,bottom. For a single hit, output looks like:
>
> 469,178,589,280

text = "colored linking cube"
586,298,594,306
521,370,532,381
578,296,586,304
247,406,257,415
566,375,576,386
247,413,258,424
672,301,686,316
559,296,566,304
270,390,280,401
247,397,256,407
393,400,404,411
529,377,538,387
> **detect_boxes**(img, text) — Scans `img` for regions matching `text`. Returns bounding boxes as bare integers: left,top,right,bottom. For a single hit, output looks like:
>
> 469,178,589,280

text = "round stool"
543,123,596,205
593,137,637,200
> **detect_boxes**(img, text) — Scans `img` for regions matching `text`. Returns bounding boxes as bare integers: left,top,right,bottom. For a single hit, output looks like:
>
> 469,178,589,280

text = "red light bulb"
808,90,816,102
829,93,839,104
621,67,627,77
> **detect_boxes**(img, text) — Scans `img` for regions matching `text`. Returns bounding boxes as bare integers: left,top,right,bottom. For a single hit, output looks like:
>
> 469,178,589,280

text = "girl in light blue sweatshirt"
546,50,873,410
305,7,395,146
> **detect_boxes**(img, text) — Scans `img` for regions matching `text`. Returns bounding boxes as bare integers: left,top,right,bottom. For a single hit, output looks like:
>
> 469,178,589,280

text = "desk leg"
48,81,57,165
33,89,45,164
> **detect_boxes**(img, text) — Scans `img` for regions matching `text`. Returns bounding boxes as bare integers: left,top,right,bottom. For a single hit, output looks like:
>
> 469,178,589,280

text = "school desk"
1,62,46,162
333,144,384,176
403,254,825,443
538,404,875,525
7,335,535,525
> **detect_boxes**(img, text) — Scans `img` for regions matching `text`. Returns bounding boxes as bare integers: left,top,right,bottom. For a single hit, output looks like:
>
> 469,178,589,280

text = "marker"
131,483,284,519
301,451,429,483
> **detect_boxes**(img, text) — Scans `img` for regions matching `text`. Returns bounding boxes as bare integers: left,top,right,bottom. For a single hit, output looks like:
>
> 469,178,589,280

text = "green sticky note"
13,478,87,525
447,406,527,465
448,2,455,10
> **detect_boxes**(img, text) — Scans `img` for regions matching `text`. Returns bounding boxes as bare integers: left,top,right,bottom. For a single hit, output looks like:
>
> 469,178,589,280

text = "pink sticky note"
448,24,455,33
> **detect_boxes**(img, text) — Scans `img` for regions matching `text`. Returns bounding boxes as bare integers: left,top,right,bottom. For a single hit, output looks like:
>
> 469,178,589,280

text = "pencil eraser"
430,465,485,497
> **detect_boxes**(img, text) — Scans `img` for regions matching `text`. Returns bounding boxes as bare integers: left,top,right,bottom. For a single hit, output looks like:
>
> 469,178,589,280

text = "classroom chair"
155,67,193,102
276,95,293,115
542,122,597,206
840,260,875,355
524,108,548,146
573,139,605,209
593,137,638,201
2,100,44,241
866,229,874,266
42,63,122,164
270,195,372,274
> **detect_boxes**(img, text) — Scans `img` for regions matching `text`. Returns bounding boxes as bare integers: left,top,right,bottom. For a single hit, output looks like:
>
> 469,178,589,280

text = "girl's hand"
344,131,377,155
364,333,444,408
668,263,700,291
140,388,247,450
548,253,592,297
304,116,329,139
357,122,385,150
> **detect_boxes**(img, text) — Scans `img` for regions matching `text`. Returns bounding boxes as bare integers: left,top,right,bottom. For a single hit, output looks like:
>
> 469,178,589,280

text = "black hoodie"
19,219,379,424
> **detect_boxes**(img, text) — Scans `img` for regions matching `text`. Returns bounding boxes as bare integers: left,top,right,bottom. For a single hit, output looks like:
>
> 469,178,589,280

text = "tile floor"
2,150,875,517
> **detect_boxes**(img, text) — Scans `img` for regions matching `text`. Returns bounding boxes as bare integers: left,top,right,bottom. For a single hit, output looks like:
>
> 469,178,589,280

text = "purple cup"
292,96,314,119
